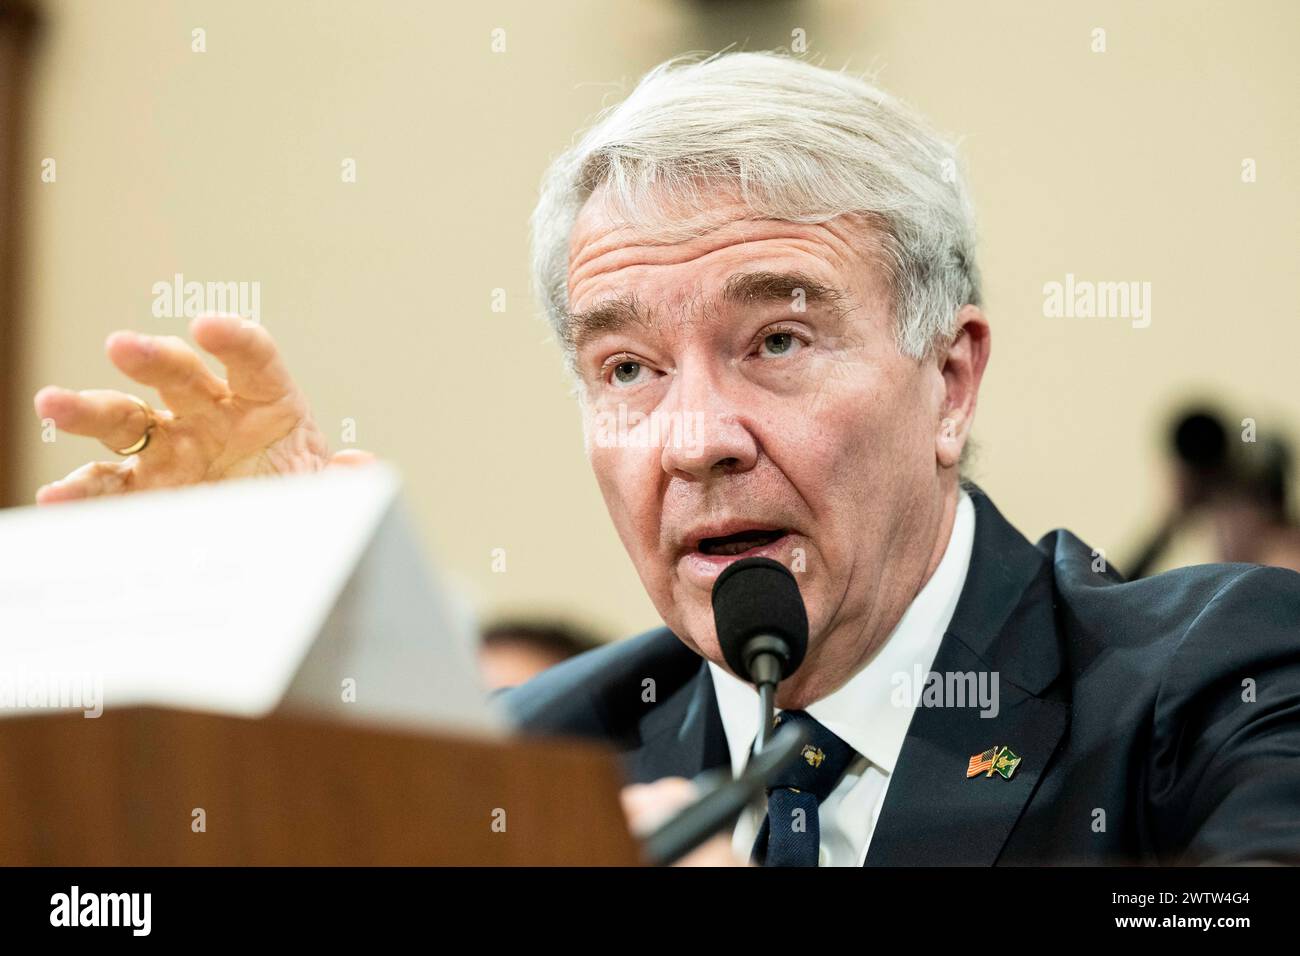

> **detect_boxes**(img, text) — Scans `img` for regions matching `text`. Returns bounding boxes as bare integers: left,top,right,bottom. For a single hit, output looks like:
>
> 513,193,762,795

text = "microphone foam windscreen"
710,557,808,681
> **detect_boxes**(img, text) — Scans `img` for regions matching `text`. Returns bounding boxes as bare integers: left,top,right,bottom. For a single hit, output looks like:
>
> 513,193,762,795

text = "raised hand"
33,314,371,504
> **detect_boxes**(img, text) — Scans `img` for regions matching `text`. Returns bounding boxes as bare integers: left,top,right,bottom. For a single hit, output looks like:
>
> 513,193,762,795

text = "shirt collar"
708,488,976,776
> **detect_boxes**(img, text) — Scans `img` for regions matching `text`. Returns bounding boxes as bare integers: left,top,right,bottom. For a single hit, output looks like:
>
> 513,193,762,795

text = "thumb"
328,449,377,468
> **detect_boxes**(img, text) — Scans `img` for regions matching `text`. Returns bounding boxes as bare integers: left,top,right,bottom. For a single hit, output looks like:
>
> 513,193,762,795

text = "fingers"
190,314,297,403
620,777,699,837
34,386,156,453
35,459,133,505
621,778,746,866
328,449,376,468
105,331,228,416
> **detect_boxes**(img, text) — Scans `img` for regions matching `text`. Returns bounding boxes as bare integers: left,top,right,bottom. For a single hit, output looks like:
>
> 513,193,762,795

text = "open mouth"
696,528,789,557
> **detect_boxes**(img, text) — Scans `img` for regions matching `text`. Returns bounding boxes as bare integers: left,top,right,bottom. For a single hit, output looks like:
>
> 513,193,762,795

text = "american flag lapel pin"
967,745,1022,780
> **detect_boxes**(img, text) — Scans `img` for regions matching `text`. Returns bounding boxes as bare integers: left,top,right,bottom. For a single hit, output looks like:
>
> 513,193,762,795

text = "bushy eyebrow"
719,270,848,315
562,292,653,353
564,270,849,353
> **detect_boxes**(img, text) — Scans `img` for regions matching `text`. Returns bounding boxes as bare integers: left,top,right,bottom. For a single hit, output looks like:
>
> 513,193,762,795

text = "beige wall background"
12,0,1299,638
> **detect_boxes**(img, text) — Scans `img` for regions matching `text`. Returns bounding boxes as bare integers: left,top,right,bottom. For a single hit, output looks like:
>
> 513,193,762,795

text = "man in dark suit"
30,50,1300,866
507,50,1300,866
504,482,1300,865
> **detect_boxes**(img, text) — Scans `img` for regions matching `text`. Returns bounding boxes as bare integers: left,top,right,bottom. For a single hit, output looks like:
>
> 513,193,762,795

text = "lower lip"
678,534,795,584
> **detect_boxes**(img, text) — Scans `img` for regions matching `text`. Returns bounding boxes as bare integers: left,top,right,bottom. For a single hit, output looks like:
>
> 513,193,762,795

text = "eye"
757,329,805,359
609,358,649,388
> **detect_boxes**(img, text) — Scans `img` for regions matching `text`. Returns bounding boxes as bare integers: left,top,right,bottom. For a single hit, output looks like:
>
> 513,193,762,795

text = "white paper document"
0,464,503,735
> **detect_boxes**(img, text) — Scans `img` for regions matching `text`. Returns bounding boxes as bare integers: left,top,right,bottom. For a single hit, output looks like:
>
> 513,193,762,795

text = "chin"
660,594,719,660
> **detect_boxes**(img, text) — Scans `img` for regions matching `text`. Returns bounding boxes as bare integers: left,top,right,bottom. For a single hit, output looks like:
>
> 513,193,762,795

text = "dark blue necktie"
750,710,858,867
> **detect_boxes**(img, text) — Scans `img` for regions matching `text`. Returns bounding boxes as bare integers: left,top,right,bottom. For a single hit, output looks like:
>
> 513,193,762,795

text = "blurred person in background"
479,619,604,690
1208,433,1300,571
1129,407,1300,576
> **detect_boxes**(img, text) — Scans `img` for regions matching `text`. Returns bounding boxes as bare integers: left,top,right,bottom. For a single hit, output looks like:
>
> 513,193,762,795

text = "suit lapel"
616,487,1069,862
865,486,1070,865
624,658,730,784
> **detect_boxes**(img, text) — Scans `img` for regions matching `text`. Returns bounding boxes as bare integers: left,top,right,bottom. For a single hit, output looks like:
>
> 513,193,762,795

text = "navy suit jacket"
502,486,1300,865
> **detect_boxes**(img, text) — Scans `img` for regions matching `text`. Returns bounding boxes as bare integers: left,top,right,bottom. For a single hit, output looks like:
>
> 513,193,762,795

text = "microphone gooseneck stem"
753,681,776,755
643,721,808,866
743,677,779,845
746,637,786,759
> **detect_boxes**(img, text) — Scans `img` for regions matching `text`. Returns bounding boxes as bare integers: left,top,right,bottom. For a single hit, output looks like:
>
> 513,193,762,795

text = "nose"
659,363,759,482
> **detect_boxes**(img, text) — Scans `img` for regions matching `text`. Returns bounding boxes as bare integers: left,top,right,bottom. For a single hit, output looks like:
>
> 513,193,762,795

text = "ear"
935,305,991,469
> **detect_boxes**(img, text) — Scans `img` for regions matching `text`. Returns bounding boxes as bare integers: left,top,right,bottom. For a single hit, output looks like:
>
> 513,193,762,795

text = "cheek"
772,373,930,543
777,385,890,494
589,444,663,552
828,370,932,466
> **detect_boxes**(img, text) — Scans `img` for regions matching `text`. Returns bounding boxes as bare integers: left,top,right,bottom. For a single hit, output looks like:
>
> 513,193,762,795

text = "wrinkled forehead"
566,183,757,280
563,185,888,352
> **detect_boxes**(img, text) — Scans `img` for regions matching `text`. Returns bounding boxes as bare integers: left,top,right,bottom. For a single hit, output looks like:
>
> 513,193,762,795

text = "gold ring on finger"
115,394,156,456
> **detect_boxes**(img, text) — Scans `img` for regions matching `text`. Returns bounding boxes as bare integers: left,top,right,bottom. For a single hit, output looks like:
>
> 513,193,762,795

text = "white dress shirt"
707,488,976,866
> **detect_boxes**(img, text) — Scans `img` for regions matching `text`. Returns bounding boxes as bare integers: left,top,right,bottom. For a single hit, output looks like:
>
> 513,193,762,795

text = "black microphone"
711,556,808,756
638,556,811,865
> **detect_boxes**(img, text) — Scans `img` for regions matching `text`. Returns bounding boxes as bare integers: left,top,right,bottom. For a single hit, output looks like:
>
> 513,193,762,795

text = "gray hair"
530,50,981,362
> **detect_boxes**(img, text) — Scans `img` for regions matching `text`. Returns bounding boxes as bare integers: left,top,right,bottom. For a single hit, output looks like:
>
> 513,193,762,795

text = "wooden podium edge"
0,706,644,866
